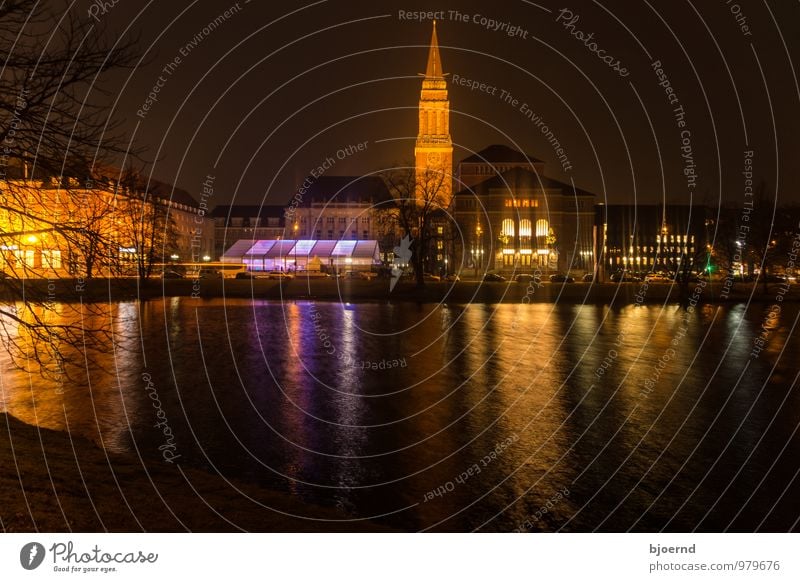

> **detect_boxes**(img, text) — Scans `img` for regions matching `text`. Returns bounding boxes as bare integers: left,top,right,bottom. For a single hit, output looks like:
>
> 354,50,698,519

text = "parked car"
610,271,640,283
549,273,575,283
763,274,788,283
582,273,594,282
235,271,255,279
514,273,537,283
483,273,506,282
296,271,330,278
423,273,441,282
358,271,377,280
645,272,672,282
161,270,184,279
674,272,701,283
445,274,461,282
199,267,223,280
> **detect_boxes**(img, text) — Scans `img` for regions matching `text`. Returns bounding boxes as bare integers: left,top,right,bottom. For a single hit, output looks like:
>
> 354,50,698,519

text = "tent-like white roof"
222,239,381,262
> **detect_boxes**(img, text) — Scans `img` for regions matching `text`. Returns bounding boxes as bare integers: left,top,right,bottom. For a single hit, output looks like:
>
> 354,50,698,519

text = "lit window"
43,250,62,269
519,219,532,238
502,219,515,237
536,219,549,238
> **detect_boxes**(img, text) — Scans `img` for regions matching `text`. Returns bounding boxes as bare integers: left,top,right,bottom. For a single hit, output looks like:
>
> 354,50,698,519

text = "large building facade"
453,145,596,274
0,175,214,278
287,175,392,243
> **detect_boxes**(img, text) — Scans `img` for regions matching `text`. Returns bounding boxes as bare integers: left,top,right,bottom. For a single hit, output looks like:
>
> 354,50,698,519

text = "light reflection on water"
1,298,798,531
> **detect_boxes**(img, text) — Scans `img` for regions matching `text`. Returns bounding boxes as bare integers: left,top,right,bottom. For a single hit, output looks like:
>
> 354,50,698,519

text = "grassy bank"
0,413,389,532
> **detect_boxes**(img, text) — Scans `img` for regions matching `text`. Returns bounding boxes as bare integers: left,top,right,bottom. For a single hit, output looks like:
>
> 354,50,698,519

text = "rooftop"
300,175,392,206
460,144,544,165
456,167,595,198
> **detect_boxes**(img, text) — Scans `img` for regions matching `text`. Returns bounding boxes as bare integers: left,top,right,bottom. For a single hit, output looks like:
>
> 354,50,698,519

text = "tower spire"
415,21,453,207
424,20,444,79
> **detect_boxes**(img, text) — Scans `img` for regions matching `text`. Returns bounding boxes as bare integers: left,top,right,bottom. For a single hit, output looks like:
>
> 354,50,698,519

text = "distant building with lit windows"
287,176,392,242
210,205,286,261
594,204,712,280
453,145,595,274
212,176,394,262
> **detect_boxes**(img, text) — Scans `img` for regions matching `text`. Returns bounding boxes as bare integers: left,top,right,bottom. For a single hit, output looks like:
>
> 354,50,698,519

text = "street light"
475,223,483,277
293,222,299,273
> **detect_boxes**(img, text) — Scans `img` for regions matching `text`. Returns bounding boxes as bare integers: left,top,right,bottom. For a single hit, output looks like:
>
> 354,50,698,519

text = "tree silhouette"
0,0,140,377
381,164,451,287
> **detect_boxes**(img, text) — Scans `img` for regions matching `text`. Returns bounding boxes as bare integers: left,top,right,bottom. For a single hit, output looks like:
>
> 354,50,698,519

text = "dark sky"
94,0,800,208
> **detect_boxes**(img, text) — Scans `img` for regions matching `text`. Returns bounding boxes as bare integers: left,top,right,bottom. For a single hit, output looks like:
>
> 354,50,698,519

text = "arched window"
502,219,515,237
519,219,532,238
536,219,549,238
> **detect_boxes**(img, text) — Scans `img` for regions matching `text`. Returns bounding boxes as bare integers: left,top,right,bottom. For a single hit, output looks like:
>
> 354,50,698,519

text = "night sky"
93,0,800,207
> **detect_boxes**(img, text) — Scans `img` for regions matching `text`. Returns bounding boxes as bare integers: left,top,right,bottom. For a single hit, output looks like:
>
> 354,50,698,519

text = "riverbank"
2,277,796,304
0,413,389,532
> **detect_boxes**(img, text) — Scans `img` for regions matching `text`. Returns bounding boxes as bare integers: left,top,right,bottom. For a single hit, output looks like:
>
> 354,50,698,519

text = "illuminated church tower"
415,21,453,206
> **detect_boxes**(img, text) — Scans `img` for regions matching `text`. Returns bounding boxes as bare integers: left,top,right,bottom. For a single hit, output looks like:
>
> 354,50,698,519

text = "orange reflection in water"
0,301,140,453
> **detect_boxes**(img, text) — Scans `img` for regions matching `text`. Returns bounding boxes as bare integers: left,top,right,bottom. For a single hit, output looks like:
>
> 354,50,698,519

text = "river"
2,298,799,531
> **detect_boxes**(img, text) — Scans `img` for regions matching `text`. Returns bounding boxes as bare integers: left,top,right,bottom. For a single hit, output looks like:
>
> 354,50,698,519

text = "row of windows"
616,245,696,254
315,217,371,225
657,234,695,243
312,230,371,240
612,256,692,266
504,199,539,208
457,198,589,211
501,219,550,238
6,249,62,269
226,217,282,227
607,246,695,255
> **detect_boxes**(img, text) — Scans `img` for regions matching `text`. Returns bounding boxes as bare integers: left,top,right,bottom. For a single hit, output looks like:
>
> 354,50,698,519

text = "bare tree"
117,186,180,279
744,182,797,293
381,164,451,286
0,1,140,376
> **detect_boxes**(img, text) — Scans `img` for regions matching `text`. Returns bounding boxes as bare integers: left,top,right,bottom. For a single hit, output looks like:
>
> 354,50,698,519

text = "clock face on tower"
428,152,441,165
